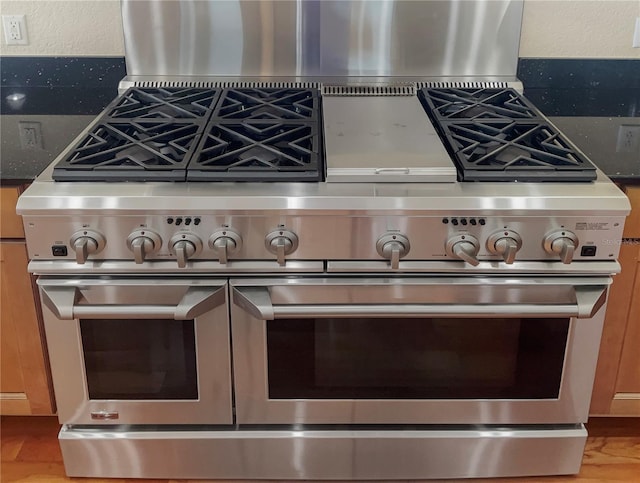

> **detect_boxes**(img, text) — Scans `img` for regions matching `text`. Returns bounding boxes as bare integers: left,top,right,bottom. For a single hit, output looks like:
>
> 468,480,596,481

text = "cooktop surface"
52,87,324,182
51,85,598,183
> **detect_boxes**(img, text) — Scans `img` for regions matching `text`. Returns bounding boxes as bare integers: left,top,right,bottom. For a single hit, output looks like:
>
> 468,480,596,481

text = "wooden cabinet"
0,186,54,415
591,185,640,416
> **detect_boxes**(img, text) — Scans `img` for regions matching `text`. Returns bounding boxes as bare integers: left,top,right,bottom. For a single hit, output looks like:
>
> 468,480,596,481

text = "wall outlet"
634,18,640,48
2,14,28,45
19,122,44,150
616,125,640,153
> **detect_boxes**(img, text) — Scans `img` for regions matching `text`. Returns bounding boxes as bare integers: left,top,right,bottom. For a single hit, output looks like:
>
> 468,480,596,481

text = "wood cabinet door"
610,250,640,415
590,243,639,415
623,187,640,239
0,242,54,415
1,187,25,238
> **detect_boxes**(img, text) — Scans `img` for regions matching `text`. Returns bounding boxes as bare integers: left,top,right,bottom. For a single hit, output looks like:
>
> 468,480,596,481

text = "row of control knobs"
376,229,579,267
69,228,298,266
68,228,580,266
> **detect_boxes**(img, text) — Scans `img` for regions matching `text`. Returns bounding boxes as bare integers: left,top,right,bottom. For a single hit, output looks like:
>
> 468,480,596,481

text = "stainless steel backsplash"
122,0,524,79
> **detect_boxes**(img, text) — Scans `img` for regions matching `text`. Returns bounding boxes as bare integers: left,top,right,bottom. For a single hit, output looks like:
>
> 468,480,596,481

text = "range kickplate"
418,88,598,182
52,120,202,181
104,87,221,121
187,121,322,181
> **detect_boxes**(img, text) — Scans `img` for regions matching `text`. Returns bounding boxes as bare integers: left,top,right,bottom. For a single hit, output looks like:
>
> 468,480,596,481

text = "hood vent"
322,85,416,97
417,81,509,89
132,80,321,89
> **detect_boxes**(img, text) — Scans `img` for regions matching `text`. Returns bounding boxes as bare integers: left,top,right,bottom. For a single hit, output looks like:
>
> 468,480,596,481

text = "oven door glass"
266,316,569,400
80,318,197,400
39,278,233,425
231,277,609,425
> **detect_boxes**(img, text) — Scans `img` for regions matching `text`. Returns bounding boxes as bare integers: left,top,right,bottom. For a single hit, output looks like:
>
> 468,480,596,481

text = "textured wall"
0,0,124,56
0,0,638,58
520,0,640,58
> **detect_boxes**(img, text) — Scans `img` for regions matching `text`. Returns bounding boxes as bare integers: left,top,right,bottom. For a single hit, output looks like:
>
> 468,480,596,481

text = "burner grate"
211,88,320,121
105,87,221,120
420,88,539,122
419,87,597,182
53,87,324,182
188,121,322,181
52,121,202,181
440,120,597,181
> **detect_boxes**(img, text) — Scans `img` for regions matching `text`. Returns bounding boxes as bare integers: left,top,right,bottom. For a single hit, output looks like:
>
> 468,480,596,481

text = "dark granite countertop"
525,88,640,183
1,85,639,185
1,85,118,184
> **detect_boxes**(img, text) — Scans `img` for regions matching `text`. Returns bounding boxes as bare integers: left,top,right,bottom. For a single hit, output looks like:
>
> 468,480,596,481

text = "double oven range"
17,1,630,480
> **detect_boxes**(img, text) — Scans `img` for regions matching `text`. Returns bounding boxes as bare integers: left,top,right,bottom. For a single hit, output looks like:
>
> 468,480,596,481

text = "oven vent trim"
132,80,322,89
322,85,416,97
417,81,509,89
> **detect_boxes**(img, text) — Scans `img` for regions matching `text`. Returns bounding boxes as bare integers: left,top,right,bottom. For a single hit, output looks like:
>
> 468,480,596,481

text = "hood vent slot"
417,81,509,89
322,85,416,97
132,80,321,89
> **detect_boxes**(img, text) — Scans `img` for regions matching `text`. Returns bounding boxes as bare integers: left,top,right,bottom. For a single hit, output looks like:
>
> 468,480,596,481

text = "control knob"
487,230,522,264
544,230,579,264
445,234,480,266
169,233,203,268
209,228,242,264
376,233,410,269
70,230,106,264
265,228,298,266
126,229,161,264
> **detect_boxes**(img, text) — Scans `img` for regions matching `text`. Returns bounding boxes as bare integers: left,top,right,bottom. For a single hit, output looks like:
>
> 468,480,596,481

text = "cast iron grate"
420,88,539,121
211,88,320,121
439,120,597,182
187,121,322,181
188,88,324,181
104,87,221,120
52,121,201,181
418,87,597,182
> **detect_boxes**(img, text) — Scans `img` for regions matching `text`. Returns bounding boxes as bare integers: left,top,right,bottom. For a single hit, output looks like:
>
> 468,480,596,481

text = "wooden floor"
1,417,639,482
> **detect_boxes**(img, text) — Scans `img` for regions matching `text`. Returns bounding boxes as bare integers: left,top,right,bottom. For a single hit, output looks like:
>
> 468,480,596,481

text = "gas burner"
419,88,539,121
52,121,202,181
420,88,598,182
188,121,321,181
440,120,597,182
212,88,320,121
187,121,322,181
105,87,221,120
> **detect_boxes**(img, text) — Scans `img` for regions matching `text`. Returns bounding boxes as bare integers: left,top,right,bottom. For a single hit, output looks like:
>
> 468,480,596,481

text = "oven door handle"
40,285,226,320
232,285,607,320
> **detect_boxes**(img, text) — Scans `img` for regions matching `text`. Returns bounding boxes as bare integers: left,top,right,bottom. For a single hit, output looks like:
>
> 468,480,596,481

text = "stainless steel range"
16,0,631,480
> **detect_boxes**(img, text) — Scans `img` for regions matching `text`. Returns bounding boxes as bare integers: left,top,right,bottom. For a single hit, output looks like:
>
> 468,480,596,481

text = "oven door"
230,276,609,425
39,277,232,425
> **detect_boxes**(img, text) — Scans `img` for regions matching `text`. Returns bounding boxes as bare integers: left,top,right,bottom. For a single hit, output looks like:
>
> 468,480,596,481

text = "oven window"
266,317,569,399
80,319,197,400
